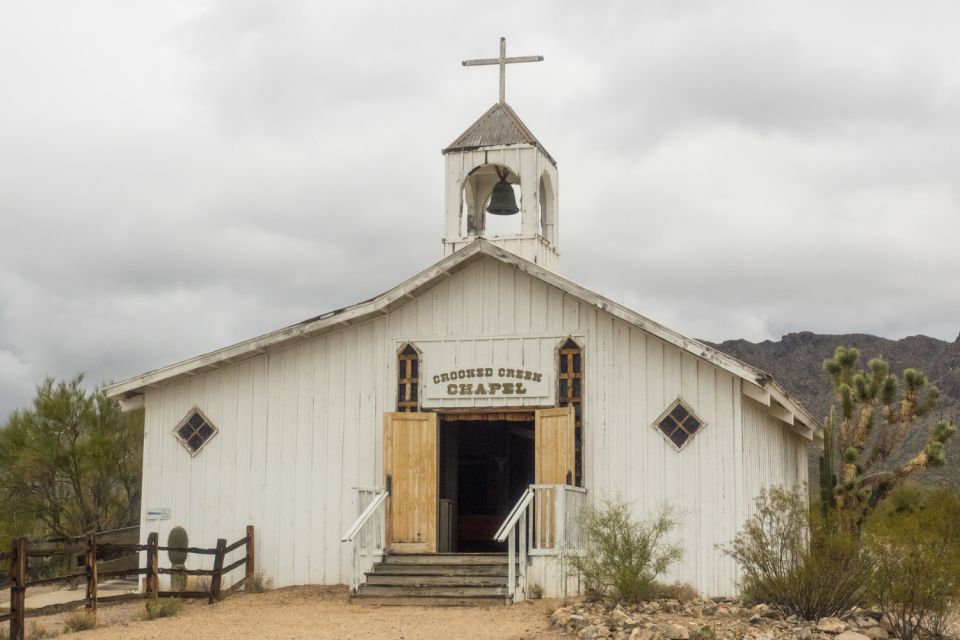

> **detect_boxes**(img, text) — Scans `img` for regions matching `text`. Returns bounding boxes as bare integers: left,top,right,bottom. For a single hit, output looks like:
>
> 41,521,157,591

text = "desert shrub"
144,597,184,620
865,489,960,640
658,582,700,603
28,620,59,638
570,499,682,603
62,611,96,632
245,570,273,593
724,487,872,619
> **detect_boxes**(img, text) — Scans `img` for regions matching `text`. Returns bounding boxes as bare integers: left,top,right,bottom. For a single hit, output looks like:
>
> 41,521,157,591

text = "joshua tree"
819,347,956,528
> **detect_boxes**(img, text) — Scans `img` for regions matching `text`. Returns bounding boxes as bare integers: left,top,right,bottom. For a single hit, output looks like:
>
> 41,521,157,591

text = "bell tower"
442,38,560,272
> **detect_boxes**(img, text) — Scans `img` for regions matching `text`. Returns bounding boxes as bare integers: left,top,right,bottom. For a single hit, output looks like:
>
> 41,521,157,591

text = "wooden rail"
4,525,255,640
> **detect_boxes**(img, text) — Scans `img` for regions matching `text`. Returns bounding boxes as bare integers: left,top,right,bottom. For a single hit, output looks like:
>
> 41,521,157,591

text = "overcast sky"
2,1,959,417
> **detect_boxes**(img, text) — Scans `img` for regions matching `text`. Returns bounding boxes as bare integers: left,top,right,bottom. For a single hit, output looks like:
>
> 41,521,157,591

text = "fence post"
208,538,226,604
244,525,255,587
10,537,26,640
145,532,159,598
85,531,98,618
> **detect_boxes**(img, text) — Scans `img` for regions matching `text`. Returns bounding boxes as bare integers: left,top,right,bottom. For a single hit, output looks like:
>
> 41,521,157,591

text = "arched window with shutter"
557,337,584,485
397,343,420,412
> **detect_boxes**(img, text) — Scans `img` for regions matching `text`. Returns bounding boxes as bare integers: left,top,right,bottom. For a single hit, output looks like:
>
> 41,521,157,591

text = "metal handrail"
494,488,533,542
341,490,388,542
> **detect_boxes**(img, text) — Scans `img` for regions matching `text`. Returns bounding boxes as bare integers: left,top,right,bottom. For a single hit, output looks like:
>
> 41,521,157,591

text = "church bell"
486,178,519,216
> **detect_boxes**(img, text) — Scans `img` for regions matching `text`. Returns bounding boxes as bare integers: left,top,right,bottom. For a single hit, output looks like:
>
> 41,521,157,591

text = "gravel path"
43,586,561,640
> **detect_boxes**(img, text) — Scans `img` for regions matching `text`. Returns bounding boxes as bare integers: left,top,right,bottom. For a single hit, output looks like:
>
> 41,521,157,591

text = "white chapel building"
105,41,822,603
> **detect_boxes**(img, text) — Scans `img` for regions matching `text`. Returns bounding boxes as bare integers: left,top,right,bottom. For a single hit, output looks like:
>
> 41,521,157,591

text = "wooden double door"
383,407,574,553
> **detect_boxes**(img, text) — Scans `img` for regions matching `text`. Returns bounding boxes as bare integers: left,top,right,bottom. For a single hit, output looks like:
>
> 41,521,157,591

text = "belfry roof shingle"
443,102,556,165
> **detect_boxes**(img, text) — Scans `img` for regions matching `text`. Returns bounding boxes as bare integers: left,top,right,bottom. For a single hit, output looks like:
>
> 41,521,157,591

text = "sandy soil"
30,586,563,640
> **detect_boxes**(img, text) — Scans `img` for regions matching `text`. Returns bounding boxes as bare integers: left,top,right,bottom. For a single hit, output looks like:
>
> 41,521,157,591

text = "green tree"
819,347,957,528
0,375,143,545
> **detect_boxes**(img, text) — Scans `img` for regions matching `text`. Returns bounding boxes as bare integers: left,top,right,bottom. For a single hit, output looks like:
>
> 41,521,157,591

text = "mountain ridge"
705,331,960,490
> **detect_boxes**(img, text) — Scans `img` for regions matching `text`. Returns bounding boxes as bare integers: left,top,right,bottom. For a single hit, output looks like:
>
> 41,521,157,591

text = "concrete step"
381,553,507,565
357,584,509,598
365,573,507,586
370,563,513,576
352,594,511,607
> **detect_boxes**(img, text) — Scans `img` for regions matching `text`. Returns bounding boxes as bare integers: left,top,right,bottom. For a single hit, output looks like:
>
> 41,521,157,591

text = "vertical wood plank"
209,538,226,604
146,532,159,597
245,525,256,587
85,532,98,617
11,538,26,640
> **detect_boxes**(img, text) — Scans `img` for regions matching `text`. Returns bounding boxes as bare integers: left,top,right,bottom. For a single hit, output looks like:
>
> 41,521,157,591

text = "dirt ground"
24,586,563,640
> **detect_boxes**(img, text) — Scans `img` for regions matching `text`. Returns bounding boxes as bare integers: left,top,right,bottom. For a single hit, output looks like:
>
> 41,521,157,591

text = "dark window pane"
670,404,689,423
669,428,688,448
572,378,581,398
401,344,417,356
410,358,418,378
188,413,204,428
572,352,581,373
574,403,582,423
398,384,406,402
559,354,568,374
178,424,194,440
559,379,568,399
188,434,203,451
562,338,578,349
686,417,701,434
659,417,675,433
410,382,418,399
199,423,214,439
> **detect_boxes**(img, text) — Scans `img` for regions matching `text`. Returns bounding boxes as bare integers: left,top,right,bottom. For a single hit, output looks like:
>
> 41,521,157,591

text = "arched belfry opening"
460,163,524,238
441,39,560,272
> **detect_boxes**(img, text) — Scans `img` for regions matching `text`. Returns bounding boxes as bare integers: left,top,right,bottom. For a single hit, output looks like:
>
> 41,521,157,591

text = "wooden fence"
1,525,254,640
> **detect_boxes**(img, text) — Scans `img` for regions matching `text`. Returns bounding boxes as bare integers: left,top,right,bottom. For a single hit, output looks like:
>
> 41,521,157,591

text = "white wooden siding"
139,255,808,595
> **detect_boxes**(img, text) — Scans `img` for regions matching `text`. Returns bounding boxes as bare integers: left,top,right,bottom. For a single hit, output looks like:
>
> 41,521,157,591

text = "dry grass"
63,611,97,632
244,571,273,594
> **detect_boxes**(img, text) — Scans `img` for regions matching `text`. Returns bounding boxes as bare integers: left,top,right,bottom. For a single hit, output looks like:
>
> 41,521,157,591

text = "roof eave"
104,238,823,443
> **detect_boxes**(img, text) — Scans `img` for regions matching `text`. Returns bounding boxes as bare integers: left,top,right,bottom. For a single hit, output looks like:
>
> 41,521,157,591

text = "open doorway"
439,413,534,552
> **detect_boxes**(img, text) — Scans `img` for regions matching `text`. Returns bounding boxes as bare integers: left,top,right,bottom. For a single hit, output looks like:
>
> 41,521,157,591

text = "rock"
701,603,719,616
551,607,573,627
817,618,849,634
662,623,691,640
878,617,894,634
793,627,812,640
748,614,763,625
834,633,870,640
629,629,663,640
608,608,636,628
580,625,613,639
863,628,888,640
570,615,592,629
854,617,877,630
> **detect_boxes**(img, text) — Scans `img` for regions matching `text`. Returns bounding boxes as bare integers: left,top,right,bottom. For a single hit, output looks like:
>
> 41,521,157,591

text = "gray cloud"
1,0,959,417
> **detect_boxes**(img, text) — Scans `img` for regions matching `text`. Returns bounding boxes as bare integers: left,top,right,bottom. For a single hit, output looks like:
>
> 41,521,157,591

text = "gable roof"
103,240,821,442
443,102,556,166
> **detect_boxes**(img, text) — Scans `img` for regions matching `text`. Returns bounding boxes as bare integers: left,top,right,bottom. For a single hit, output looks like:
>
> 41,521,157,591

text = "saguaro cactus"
167,526,189,592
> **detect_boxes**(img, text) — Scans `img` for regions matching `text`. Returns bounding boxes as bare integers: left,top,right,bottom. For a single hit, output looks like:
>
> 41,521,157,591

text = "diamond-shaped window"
173,407,219,456
654,399,705,450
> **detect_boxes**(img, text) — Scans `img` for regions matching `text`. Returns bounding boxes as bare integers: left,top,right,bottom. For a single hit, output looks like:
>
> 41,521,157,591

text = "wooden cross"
462,37,543,104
